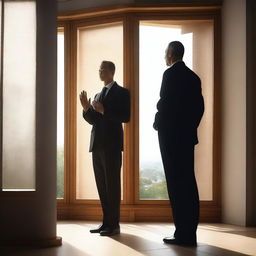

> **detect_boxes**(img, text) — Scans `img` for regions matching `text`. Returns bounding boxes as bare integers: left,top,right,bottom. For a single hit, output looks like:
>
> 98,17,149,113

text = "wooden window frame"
57,3,221,222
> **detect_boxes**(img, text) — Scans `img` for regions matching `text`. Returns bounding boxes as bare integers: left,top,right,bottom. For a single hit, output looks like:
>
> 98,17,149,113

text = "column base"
0,236,62,248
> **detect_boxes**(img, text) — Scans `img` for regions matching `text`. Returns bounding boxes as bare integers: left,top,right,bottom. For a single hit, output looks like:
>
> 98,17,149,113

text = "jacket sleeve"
103,89,131,123
153,70,180,130
194,81,205,129
82,94,102,125
82,106,102,125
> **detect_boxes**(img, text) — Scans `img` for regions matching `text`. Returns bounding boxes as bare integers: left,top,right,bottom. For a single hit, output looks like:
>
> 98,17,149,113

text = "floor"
1,221,256,256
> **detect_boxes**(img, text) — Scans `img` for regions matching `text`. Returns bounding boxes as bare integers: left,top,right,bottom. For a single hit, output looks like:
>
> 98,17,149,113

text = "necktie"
99,87,108,102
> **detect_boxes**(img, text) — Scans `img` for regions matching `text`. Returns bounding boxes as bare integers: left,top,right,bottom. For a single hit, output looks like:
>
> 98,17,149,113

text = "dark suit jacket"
154,61,204,145
83,82,130,152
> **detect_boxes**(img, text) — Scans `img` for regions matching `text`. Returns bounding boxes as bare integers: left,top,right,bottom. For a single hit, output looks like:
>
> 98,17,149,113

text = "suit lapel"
103,82,118,103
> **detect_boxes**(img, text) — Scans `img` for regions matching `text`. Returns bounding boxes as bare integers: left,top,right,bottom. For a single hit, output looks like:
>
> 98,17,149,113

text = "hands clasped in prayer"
79,90,104,114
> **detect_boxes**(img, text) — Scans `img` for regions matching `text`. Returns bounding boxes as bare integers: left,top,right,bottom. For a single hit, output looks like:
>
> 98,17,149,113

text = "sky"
139,25,192,166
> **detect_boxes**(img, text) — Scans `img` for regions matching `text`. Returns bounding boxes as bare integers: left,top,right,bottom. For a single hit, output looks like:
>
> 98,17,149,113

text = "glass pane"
2,1,36,190
76,23,123,199
57,28,64,199
139,21,213,201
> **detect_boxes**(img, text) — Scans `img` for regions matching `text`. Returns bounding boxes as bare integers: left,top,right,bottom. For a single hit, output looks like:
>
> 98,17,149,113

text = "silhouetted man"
153,41,204,246
80,61,130,236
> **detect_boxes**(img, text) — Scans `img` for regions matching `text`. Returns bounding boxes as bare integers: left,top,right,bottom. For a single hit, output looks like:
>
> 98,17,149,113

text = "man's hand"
79,90,91,111
92,100,104,115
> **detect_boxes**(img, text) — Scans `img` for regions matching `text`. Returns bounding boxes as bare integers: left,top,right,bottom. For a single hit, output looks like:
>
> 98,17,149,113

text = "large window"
76,22,124,200
139,21,214,201
57,27,65,199
1,0,36,191
139,23,193,200
57,4,221,222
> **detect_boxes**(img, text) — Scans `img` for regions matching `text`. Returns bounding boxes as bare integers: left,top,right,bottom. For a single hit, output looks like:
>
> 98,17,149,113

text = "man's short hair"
101,60,116,73
168,41,184,58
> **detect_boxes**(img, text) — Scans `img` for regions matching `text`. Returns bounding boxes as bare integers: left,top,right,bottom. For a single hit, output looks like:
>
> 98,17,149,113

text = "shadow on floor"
111,232,250,256
0,241,90,256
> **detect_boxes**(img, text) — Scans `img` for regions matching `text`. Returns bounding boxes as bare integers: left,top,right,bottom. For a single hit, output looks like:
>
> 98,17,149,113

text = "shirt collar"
105,81,115,90
170,60,183,68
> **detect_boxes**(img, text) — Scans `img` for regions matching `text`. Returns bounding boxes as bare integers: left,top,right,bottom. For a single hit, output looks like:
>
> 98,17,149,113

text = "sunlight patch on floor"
58,223,145,256
198,226,256,256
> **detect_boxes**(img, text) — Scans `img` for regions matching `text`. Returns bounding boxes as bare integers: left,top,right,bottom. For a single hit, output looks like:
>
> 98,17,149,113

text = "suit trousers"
92,149,122,228
158,132,199,242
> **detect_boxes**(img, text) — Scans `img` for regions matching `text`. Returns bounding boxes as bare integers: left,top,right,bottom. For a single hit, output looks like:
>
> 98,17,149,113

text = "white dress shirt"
104,80,115,97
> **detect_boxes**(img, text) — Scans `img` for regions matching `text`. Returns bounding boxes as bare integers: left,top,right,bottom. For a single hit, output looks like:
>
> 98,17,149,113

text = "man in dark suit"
153,41,204,246
79,60,130,236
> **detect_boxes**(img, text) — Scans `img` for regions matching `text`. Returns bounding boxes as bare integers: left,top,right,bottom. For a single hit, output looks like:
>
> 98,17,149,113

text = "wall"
221,0,247,226
57,0,221,12
58,0,133,12
0,0,59,245
246,0,256,226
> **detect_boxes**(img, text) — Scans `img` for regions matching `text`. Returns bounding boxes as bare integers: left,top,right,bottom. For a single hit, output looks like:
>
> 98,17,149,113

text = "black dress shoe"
163,237,197,247
90,224,106,233
100,227,120,236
